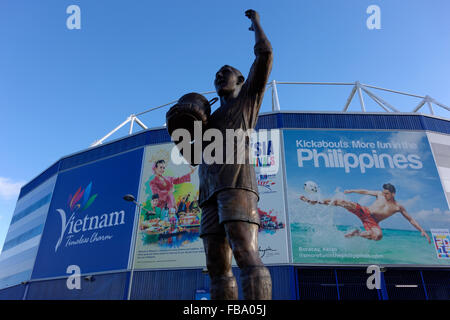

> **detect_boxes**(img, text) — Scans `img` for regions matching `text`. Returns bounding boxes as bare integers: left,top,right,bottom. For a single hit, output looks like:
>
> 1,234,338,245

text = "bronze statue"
199,9,273,300
167,9,273,300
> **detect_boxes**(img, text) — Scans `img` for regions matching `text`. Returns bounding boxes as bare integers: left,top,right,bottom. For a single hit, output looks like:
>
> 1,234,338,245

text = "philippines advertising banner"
31,149,143,279
284,129,450,265
133,129,289,269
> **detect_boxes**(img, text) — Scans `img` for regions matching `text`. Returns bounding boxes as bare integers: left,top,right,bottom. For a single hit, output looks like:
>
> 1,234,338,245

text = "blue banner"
31,149,144,279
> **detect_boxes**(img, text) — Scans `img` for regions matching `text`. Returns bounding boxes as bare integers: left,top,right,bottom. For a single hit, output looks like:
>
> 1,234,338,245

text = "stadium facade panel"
1,112,449,299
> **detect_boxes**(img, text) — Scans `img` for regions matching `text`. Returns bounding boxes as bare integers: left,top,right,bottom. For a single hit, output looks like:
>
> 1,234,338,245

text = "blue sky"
1,0,449,251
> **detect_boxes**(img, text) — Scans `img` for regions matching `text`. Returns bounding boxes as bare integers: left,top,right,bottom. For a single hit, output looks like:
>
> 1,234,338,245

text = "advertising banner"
253,129,289,264
133,143,204,269
133,129,289,269
31,149,143,279
284,129,450,265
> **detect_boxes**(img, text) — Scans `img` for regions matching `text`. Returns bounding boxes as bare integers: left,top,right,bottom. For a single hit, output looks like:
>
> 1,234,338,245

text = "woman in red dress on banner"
149,159,196,210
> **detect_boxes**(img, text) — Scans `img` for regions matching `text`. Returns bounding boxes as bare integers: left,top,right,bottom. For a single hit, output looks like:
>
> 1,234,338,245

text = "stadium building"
0,82,449,300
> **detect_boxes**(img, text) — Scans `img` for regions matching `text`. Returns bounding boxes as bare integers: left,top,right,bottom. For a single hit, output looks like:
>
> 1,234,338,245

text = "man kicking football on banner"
300,183,431,243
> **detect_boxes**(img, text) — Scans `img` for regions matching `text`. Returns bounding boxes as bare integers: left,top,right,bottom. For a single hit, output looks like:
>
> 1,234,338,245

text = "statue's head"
214,65,245,97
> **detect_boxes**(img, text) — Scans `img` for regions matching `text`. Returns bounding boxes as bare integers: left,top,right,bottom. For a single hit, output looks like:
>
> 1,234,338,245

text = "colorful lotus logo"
68,182,98,213
55,182,98,252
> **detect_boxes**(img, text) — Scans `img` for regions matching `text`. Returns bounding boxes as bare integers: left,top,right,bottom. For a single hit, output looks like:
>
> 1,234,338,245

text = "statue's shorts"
199,189,260,238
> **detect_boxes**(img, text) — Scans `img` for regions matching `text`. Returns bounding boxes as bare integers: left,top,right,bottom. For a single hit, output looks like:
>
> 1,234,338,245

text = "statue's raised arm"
245,9,269,46
242,9,273,123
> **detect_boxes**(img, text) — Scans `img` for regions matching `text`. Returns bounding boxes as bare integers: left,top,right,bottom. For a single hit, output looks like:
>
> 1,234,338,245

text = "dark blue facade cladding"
2,267,448,300
130,266,296,300
25,272,130,300
1,112,448,300
382,269,428,300
18,161,60,199
421,270,450,299
296,267,383,300
0,267,295,300
0,284,26,300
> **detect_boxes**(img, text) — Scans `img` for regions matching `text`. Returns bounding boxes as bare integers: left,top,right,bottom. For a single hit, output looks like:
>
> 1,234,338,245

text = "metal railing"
91,81,449,147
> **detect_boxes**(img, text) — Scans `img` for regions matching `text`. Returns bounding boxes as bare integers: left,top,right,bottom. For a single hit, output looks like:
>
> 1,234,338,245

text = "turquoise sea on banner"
291,223,450,265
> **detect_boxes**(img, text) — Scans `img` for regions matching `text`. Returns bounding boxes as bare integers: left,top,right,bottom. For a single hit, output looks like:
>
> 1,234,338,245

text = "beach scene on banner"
133,143,204,269
283,129,450,265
